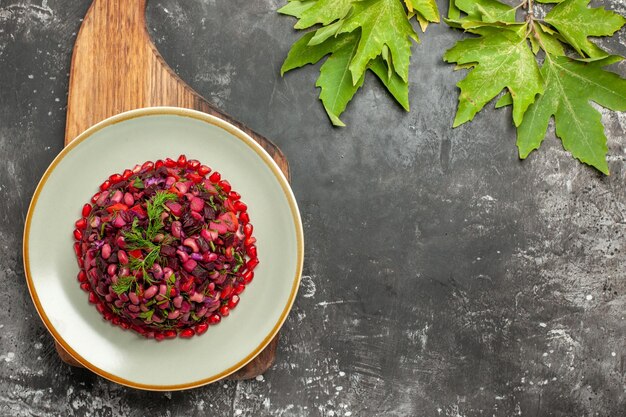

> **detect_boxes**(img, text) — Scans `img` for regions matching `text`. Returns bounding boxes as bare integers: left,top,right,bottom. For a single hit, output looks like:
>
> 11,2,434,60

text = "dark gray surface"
1,0,626,415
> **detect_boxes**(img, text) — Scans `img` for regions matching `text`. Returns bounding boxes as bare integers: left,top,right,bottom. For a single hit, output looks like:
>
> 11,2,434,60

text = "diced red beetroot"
219,212,239,232
200,228,218,242
129,204,147,218
175,181,192,194
190,197,204,212
183,259,197,272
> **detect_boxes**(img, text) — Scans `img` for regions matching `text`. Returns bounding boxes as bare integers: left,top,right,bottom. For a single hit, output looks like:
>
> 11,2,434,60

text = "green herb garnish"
112,275,136,295
132,177,145,189
233,252,244,273
121,191,177,287
138,310,154,321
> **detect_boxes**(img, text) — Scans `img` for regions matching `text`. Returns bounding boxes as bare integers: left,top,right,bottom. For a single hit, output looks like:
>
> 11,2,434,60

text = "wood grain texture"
55,0,287,381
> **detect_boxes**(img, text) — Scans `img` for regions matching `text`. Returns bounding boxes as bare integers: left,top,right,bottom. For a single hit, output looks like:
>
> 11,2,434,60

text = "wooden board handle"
56,0,287,381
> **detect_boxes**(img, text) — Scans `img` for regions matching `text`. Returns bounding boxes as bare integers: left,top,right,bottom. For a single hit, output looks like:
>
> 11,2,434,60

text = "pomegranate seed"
73,229,83,240
103,311,114,321
209,172,221,183
244,223,253,238
177,154,187,167
82,203,92,217
141,161,154,172
234,201,247,212
96,303,106,314
195,323,209,335
77,270,87,283
239,212,250,224
91,192,100,204
243,270,254,284
88,292,97,304
73,242,82,257
164,330,177,339
234,283,245,295
187,173,202,184
122,169,133,180
187,159,200,170
179,328,195,338
247,258,259,271
218,180,232,193
109,173,122,184
75,218,86,229
228,295,240,308
154,332,165,341
100,180,110,191
245,236,257,246
80,282,90,292
208,314,221,325
112,317,121,326
198,165,211,176
119,320,130,330
246,245,257,258
155,159,165,169
228,191,241,201
220,285,233,299
219,305,230,317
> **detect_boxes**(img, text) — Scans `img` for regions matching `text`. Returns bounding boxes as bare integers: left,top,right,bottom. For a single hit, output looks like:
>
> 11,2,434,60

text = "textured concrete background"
1,0,626,416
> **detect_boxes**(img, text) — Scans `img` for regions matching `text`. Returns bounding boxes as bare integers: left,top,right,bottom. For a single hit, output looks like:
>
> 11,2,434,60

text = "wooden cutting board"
56,0,285,381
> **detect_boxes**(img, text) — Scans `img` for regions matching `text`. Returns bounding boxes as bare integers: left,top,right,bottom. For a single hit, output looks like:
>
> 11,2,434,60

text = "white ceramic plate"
23,107,303,390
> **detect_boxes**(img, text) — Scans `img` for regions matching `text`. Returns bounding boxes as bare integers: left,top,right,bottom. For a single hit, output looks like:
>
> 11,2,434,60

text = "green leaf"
531,22,566,56
447,0,461,20
517,55,626,174
316,33,365,126
293,0,353,29
544,0,626,58
412,0,440,23
336,0,419,84
495,92,512,108
281,31,356,75
444,28,543,127
454,0,516,23
277,0,316,18
369,56,410,111
308,20,344,45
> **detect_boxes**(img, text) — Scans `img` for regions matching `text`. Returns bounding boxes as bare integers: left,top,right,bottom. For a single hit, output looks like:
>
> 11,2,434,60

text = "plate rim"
22,106,304,391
